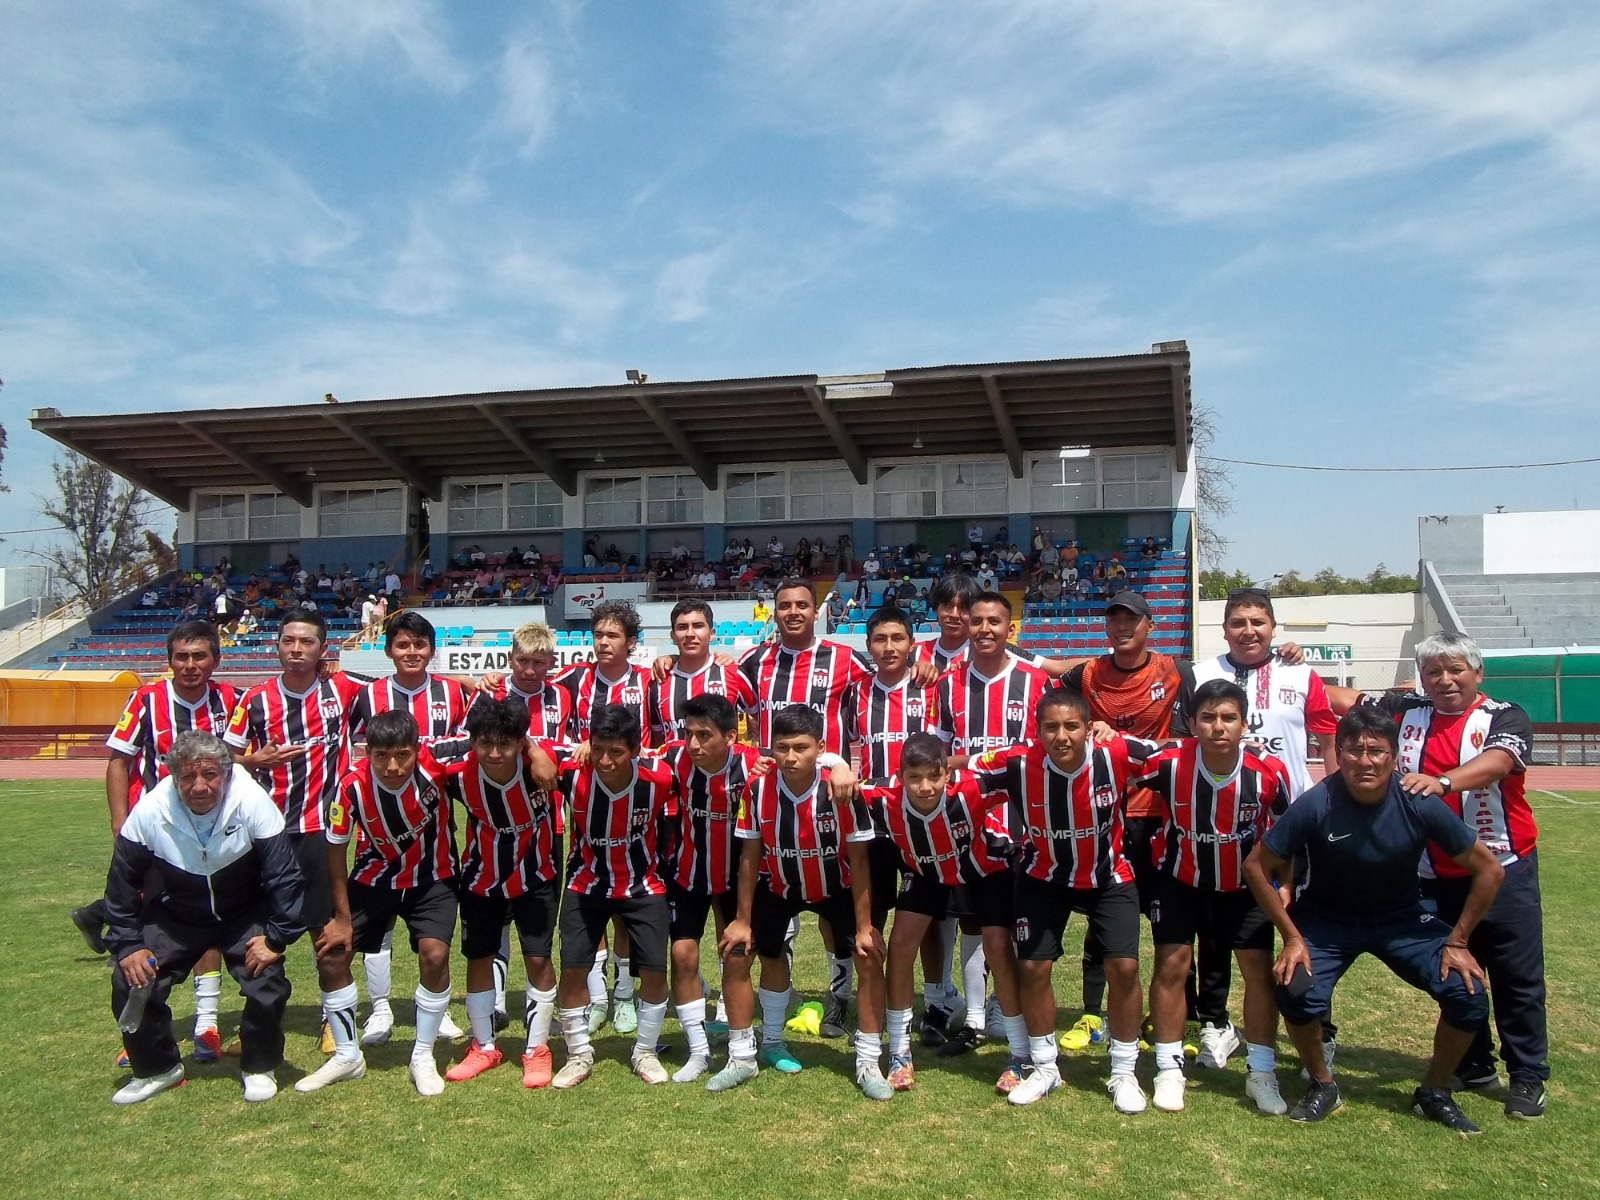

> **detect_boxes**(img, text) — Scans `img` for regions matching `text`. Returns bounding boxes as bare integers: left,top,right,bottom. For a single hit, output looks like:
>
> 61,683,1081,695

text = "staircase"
1439,579,1531,650
0,605,90,668
1439,574,1600,650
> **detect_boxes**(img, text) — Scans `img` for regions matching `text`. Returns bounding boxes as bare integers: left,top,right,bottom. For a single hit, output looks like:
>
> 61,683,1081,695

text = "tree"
33,452,161,611
1192,404,1231,567
1198,567,1253,599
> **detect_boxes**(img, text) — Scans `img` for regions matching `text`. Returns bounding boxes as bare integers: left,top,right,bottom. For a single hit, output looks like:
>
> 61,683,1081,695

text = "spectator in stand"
976,563,998,591
503,575,524,603
1006,545,1026,575
913,545,932,572
670,539,691,566
1040,570,1063,605
1091,562,1108,591
881,582,899,610
862,550,882,580
140,588,161,608
1031,526,1046,556
825,589,847,633
725,538,743,564
359,595,384,639
959,544,978,568
1141,536,1161,560
766,535,785,564
967,521,985,552
1062,540,1080,570
836,533,853,574
364,563,380,586
1040,540,1059,571
384,566,403,603
696,567,718,592
542,566,558,596
942,545,960,574
316,568,334,591
502,547,523,567
853,576,871,610
583,537,599,568
995,524,1009,548
794,538,811,572
742,538,756,562
468,545,487,567
1108,556,1127,580
1073,574,1094,602
604,543,623,566
525,546,542,570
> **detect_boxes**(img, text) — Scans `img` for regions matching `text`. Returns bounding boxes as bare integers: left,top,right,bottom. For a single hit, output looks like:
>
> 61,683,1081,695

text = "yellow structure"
0,670,142,729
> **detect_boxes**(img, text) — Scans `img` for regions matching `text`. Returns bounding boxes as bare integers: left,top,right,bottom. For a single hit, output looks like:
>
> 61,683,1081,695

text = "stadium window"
939,460,1007,515
873,463,938,518
584,475,643,528
447,482,505,532
195,493,247,543
1029,455,1098,512
725,471,787,523
318,486,404,536
645,474,704,525
507,479,563,529
1101,453,1170,509
791,466,854,520
247,492,300,540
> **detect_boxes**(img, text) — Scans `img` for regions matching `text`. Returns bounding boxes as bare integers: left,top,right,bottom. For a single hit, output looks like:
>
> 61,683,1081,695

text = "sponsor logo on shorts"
1014,916,1030,944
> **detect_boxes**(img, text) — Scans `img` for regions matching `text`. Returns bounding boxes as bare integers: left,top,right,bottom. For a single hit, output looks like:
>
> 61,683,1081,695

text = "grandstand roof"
30,347,1192,508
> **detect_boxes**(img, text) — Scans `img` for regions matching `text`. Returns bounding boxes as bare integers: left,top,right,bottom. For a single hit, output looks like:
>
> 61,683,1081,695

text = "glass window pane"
1029,457,1098,513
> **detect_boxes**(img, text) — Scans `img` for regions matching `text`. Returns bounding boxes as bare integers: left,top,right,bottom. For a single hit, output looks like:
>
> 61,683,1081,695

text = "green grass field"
3,782,1596,1200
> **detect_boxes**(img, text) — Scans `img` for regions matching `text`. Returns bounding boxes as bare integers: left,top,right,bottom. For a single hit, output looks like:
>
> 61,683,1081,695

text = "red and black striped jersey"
554,662,654,747
971,736,1156,889
327,756,457,889
346,675,471,753
736,768,874,904
843,675,938,779
1133,744,1292,892
648,661,757,743
737,639,873,756
223,675,359,834
659,741,758,895
551,749,675,899
443,755,563,898
478,680,574,741
107,680,239,809
860,776,1009,886
934,657,1049,757
914,637,1040,676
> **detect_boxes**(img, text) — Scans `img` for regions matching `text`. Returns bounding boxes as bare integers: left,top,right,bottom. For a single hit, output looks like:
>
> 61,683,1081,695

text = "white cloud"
497,36,558,156
251,0,468,92
656,246,731,323
376,214,464,316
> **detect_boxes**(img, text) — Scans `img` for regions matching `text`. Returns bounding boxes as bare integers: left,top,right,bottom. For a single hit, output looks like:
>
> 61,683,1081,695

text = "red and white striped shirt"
224,675,359,834
553,750,675,899
444,756,563,898
738,639,874,756
843,675,938,779
915,637,1040,676
648,661,757,744
659,741,758,895
346,675,471,752
328,757,457,889
935,657,1049,757
479,680,574,742
555,662,654,747
107,680,239,809
1134,743,1292,892
736,768,874,904
861,776,1009,886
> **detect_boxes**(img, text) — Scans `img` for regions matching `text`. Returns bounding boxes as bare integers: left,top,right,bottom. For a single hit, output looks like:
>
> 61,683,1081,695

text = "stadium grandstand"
17,346,1197,701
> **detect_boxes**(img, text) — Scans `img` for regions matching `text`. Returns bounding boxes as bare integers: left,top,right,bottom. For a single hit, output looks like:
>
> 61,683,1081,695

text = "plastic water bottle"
118,958,158,1033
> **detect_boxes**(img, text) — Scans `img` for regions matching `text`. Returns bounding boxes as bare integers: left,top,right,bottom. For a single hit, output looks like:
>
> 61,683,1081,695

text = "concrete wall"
1482,511,1600,575
1417,514,1484,575
1195,592,1422,664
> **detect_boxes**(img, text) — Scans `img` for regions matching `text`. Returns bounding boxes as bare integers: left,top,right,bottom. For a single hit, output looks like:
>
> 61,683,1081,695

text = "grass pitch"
2,782,1596,1200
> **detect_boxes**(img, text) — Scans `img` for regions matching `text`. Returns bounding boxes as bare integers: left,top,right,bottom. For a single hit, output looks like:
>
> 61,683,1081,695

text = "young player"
713,705,889,1100
439,697,564,1089
915,572,1074,677
648,599,756,744
1132,679,1293,1114
972,686,1159,1110
323,710,460,1096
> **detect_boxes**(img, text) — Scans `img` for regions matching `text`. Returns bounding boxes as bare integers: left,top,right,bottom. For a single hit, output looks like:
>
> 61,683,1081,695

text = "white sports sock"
1003,1013,1030,1061
728,1027,757,1061
412,985,451,1063
613,958,635,1002
714,985,729,1025
784,916,800,965
525,987,557,1052
491,955,508,1015
759,987,789,1045
887,1007,913,1057
1154,1039,1185,1072
1246,1042,1277,1073
854,1028,882,1074
558,1006,591,1057
364,944,393,1004
193,971,221,1034
922,981,943,1010
678,998,710,1059
1029,1033,1059,1073
634,998,667,1055
1110,1038,1140,1078
829,954,853,1004
937,917,958,992
587,951,608,1006
321,984,360,1063
961,935,987,1029
465,989,497,1046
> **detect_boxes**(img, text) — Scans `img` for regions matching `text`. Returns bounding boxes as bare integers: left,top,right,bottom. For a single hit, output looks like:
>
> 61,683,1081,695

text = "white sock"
587,951,608,1007
1246,1042,1277,1073
960,935,987,1029
613,959,635,1002
321,984,360,1062
1155,1039,1185,1072
854,1028,882,1074
678,998,710,1059
1004,1013,1030,1061
759,987,789,1045
728,1027,757,1061
784,917,800,965
714,983,729,1025
412,985,451,1063
887,1007,913,1056
193,971,221,1034
829,955,853,1004
634,998,667,1056
365,942,393,1004
525,987,557,1052
465,989,496,1046
492,938,509,1014
559,1006,592,1057
1110,1038,1140,1078
922,981,943,1010
1029,1032,1059,1074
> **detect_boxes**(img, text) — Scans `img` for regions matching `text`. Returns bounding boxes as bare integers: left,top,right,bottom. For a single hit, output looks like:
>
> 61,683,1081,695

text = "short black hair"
1036,685,1091,725
899,733,947,774
385,609,436,652
167,619,220,659
465,696,530,744
774,578,815,604
866,606,914,639
590,599,641,641
365,709,420,752
928,573,981,611
1223,588,1276,624
682,692,738,734
670,598,715,630
279,608,328,644
971,589,1013,618
1191,678,1248,719
1335,706,1399,753
589,702,641,750
771,703,823,742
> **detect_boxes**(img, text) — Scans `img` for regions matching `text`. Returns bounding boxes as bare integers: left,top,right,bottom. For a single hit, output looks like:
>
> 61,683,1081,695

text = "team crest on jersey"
1470,729,1485,749
950,819,972,842
321,700,342,721
906,698,925,720
706,681,727,696
816,813,838,835
1006,702,1025,723
1278,688,1301,706
630,807,649,832
421,785,440,806
1238,801,1259,822
728,782,745,805
812,670,831,690
621,687,644,706
1149,683,1167,702
430,702,449,724
1093,784,1117,809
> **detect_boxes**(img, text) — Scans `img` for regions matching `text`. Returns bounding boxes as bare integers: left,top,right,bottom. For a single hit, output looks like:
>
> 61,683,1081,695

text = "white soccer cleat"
552,1052,594,1090
295,1054,367,1093
672,1053,712,1084
111,1064,184,1106
360,1003,394,1047
1006,1065,1062,1107
1196,1022,1240,1070
242,1071,278,1103
1246,1069,1289,1115
409,1056,446,1097
586,1002,608,1036
1153,1067,1186,1112
631,1049,669,1085
1107,1072,1148,1114
438,1010,465,1041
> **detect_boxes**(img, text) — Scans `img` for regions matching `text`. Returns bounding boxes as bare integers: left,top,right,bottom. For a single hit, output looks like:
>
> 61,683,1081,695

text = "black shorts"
559,891,669,974
667,884,738,943
349,877,458,954
460,881,561,960
964,870,1016,929
290,831,333,930
894,872,955,920
1149,875,1272,952
750,884,858,960
1014,875,1140,963
869,839,902,923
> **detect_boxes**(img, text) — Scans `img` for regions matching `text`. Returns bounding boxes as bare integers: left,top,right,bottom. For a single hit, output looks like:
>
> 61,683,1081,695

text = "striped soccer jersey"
843,674,938,779
444,755,563,898
914,636,1040,676
555,662,654,746
737,639,874,756
860,776,1009,887
328,756,458,890
660,741,759,895
482,679,574,742
553,751,676,899
1134,743,1292,891
934,656,1050,757
346,674,471,753
107,679,239,809
736,768,874,905
648,661,757,744
224,675,360,834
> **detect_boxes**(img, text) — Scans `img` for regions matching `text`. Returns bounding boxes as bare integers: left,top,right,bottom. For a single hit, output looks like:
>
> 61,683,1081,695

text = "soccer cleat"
222,1036,242,1058
994,1058,1028,1096
819,995,848,1039
521,1046,554,1089
1300,1038,1337,1081
1289,1079,1344,1123
586,1001,608,1036
551,1051,594,1090
1153,1067,1186,1112
492,1008,511,1035
919,1005,951,1048
241,1071,278,1103
361,1005,394,1047
193,1028,222,1062
319,1021,336,1055
672,1053,711,1084
1246,1069,1288,1116
1505,1080,1546,1120
438,1011,465,1041
1007,1065,1062,1106
1412,1086,1482,1136
856,1061,894,1102
111,1064,185,1105
70,907,108,956
295,1054,366,1093
631,1049,669,1085
705,1057,758,1093
887,1051,915,1091
114,1049,130,1069
704,1019,729,1040
1449,1067,1501,1093
1059,1014,1105,1053
612,998,638,1035
409,1057,446,1097
758,1042,803,1074
1108,1072,1148,1114
938,1025,984,1057
1195,1022,1240,1070
444,1040,504,1082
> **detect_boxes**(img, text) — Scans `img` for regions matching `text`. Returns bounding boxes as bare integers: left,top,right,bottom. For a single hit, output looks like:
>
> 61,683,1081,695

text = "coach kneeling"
106,731,305,1105
1242,707,1503,1134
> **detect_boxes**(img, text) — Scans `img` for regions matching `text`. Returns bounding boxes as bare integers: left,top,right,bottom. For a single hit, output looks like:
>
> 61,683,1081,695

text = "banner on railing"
562,581,649,620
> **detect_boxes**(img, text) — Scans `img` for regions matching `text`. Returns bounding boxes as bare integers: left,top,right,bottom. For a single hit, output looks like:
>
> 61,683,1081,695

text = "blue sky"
3,0,1596,579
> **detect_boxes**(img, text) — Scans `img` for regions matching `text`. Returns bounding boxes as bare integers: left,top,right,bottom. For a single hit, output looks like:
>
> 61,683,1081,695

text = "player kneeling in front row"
1132,679,1293,1114
106,731,305,1104
715,705,888,1098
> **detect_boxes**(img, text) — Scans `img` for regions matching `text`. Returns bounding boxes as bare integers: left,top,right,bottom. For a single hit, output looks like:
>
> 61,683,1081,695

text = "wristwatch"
1437,775,1453,793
